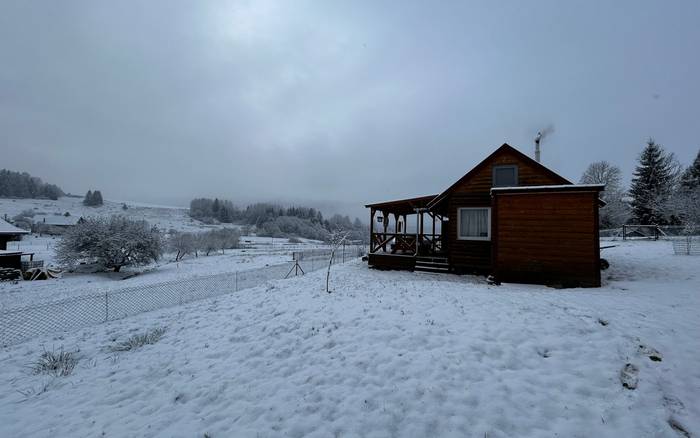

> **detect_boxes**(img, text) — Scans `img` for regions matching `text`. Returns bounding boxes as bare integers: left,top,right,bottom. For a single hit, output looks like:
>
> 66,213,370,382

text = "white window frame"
492,165,518,187
457,207,491,241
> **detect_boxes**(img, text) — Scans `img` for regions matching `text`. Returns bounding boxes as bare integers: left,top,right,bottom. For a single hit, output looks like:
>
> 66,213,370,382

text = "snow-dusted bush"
56,216,163,272
32,347,78,377
109,327,166,352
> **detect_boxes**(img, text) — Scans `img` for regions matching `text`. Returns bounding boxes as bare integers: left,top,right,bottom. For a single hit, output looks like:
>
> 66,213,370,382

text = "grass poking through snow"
109,327,166,352
32,347,78,377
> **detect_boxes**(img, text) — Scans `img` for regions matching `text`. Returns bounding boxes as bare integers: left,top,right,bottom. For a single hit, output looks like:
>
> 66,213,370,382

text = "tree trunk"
113,265,121,272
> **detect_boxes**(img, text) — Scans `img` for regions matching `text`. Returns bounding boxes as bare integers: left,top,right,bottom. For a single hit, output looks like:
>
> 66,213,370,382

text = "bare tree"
580,161,630,228
580,161,622,190
325,229,350,293
169,231,196,261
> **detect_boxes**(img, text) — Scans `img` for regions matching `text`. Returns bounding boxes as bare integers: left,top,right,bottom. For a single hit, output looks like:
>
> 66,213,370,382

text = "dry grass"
109,327,166,352
32,347,78,377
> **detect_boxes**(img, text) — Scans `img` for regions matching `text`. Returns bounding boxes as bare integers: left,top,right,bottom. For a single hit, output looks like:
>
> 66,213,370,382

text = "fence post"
343,242,346,263
235,271,238,291
104,292,109,322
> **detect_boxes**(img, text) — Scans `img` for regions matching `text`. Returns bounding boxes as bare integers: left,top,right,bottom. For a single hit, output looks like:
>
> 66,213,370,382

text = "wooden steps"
414,256,450,273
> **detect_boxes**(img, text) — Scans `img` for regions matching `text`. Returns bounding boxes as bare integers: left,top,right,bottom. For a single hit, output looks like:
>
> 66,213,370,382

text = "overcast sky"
1,1,698,218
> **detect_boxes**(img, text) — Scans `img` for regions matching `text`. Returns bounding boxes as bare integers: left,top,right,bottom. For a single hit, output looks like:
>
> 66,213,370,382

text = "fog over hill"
1,1,699,216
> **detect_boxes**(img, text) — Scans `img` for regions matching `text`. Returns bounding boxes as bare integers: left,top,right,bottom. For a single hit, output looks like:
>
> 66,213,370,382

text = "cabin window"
457,208,491,241
493,165,518,187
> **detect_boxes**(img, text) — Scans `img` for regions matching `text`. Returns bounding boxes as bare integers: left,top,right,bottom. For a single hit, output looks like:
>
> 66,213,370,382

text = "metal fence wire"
672,236,700,256
0,246,366,346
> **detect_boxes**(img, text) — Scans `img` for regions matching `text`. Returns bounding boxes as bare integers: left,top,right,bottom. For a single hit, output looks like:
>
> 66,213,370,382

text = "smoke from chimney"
534,125,555,162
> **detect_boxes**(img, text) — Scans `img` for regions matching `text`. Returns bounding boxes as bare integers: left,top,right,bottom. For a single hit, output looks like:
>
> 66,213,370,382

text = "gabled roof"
0,218,30,235
426,143,571,209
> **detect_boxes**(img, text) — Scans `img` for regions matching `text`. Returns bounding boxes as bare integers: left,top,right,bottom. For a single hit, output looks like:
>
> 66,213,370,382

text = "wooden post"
431,211,436,253
369,208,375,252
415,209,420,255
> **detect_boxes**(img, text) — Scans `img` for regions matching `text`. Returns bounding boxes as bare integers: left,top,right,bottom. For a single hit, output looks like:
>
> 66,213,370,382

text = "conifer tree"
629,139,676,224
83,190,94,206
92,190,103,206
679,149,700,190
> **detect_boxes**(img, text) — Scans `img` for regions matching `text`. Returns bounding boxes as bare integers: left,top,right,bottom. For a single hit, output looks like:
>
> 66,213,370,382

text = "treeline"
580,139,700,229
0,169,64,200
189,198,368,242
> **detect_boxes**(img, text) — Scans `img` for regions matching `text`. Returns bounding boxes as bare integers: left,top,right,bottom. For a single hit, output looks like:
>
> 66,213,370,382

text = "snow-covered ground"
0,240,698,437
1,196,204,232
0,197,329,310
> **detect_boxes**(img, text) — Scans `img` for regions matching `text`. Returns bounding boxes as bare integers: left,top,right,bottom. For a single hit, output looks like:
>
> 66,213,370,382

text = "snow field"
0,241,698,437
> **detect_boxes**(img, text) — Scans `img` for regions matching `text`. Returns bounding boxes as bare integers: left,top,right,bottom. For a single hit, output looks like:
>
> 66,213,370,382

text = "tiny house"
365,143,604,287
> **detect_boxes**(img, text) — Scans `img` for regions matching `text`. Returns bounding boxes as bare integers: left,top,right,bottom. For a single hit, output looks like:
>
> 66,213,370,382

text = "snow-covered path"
0,241,698,437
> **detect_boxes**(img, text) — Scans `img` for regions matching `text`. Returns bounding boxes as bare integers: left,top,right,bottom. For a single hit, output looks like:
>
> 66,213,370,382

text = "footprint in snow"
620,363,639,390
638,344,663,362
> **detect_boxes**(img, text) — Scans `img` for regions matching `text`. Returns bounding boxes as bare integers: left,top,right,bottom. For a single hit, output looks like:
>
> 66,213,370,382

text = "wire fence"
0,245,366,346
672,236,700,256
600,225,700,240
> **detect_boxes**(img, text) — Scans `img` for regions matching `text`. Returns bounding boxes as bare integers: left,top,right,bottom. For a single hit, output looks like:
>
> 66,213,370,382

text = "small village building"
365,143,604,287
34,214,83,235
0,218,29,251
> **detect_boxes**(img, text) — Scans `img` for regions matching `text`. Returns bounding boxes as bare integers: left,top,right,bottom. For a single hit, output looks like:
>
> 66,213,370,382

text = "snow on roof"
0,218,29,235
36,215,81,226
490,184,605,192
0,249,22,256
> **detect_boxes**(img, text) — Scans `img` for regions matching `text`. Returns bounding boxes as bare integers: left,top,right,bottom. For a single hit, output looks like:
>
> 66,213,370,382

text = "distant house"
0,218,29,250
34,215,84,235
365,143,605,287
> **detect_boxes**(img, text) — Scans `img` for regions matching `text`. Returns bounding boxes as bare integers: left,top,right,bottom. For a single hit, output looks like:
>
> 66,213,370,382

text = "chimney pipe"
534,132,542,162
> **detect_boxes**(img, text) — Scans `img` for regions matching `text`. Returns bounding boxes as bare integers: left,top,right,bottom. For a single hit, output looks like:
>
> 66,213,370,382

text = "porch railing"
370,233,443,255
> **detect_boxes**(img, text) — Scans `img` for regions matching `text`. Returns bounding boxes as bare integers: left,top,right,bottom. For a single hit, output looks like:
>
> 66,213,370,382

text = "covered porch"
365,195,449,271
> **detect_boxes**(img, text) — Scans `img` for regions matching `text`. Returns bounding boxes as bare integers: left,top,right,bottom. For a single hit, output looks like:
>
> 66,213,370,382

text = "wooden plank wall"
492,191,600,287
447,148,568,272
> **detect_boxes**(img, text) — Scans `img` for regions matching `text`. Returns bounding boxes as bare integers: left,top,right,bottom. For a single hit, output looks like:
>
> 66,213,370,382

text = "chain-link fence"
0,245,366,346
672,236,700,255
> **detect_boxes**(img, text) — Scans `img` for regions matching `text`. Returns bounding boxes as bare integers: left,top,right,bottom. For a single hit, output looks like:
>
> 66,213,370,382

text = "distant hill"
0,169,64,200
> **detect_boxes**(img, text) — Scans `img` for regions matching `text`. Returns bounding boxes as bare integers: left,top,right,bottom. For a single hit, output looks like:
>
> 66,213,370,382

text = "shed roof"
490,184,605,193
365,194,437,215
0,218,29,235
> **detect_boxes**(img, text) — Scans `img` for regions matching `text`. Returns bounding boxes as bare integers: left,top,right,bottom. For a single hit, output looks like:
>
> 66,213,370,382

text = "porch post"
415,208,420,255
369,208,375,253
431,212,436,252
382,211,389,251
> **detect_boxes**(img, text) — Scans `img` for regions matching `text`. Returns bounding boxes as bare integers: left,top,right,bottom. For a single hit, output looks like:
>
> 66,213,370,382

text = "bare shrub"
32,347,78,377
109,327,166,352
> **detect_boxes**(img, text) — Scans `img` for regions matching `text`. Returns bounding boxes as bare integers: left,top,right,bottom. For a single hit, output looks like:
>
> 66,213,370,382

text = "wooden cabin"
365,143,604,287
